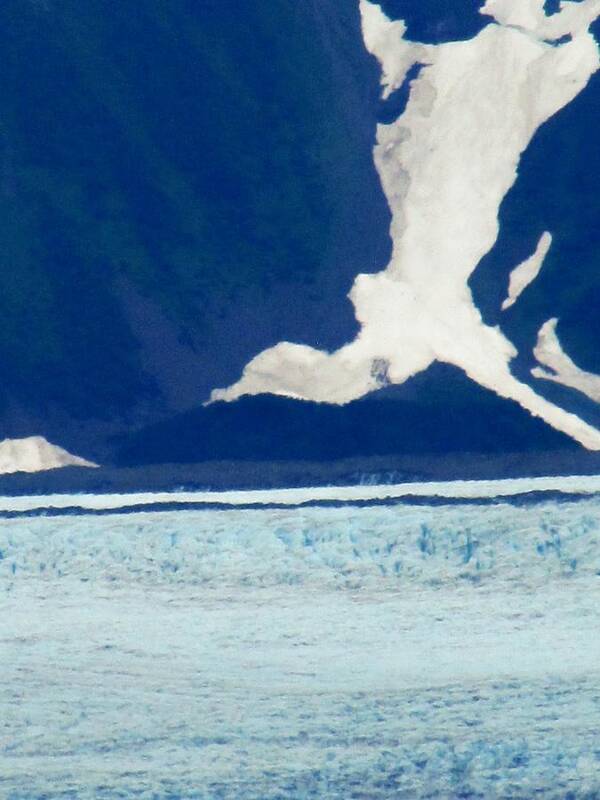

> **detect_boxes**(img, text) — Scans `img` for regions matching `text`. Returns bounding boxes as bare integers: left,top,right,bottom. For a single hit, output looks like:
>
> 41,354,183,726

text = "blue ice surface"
2,497,600,798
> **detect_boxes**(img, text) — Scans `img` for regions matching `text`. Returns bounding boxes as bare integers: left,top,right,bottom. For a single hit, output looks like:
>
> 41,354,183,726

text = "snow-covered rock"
210,0,600,451
533,317,600,402
0,436,98,475
502,231,552,311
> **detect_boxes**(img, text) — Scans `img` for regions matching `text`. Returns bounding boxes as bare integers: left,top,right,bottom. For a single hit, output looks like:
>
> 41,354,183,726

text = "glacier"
2,497,600,797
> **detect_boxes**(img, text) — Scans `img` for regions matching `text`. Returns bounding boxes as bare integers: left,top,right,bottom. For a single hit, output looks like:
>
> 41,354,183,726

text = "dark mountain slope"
0,1,598,473
0,0,389,440
114,364,576,467
470,68,600,380
378,0,488,42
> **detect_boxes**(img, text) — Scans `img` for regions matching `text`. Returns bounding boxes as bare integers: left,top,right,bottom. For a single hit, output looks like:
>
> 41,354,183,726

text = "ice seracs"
0,436,98,475
210,0,600,450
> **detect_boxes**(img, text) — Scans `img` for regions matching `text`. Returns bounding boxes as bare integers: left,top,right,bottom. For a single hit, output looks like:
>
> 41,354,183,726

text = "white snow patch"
502,231,552,310
532,317,600,401
359,0,431,98
481,0,600,39
0,436,98,475
209,0,600,450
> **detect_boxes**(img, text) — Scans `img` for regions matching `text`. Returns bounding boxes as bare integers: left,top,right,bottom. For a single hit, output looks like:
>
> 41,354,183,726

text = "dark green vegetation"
0,0,388,436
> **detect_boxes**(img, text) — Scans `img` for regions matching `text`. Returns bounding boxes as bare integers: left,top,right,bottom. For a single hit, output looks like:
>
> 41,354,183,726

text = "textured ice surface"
2,499,600,797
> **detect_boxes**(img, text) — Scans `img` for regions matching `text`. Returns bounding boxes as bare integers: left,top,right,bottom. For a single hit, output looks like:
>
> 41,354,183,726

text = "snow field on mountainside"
533,318,600,403
211,0,600,450
0,436,97,475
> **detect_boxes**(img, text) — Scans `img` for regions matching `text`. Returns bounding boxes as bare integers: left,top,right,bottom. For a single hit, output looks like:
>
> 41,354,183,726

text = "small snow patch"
0,436,98,475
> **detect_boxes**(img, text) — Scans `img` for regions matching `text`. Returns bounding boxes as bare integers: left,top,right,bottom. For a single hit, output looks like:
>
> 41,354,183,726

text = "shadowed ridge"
114,364,576,468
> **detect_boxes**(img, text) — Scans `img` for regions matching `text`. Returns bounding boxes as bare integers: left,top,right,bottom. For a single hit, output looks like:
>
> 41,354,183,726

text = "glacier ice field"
2,498,600,798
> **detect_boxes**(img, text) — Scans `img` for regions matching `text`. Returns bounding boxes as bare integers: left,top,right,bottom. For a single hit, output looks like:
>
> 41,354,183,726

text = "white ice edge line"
2,474,600,512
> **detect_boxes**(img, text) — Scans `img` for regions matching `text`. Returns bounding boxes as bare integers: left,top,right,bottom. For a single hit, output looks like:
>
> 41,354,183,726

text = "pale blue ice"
2,499,600,798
